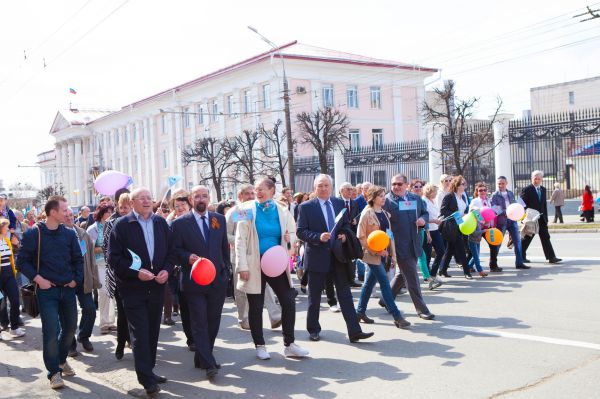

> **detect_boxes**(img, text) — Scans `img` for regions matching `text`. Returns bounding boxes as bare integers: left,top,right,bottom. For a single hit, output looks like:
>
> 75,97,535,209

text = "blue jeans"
74,289,96,342
424,230,446,276
467,241,483,272
37,286,78,378
357,262,401,319
490,220,524,266
355,259,366,280
0,267,20,329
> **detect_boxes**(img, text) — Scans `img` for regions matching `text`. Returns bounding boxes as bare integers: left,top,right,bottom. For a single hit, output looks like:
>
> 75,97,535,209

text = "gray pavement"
1,233,599,399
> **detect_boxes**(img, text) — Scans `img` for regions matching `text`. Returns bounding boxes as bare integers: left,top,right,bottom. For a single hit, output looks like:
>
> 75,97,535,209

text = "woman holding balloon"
356,186,411,329
467,183,492,278
235,177,309,360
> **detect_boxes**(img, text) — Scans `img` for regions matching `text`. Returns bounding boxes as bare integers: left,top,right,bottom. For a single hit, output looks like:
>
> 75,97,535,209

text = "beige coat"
234,201,296,294
357,207,396,266
550,188,565,206
73,225,101,294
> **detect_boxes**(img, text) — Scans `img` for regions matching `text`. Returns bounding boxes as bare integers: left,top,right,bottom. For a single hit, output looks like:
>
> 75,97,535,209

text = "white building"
530,75,600,115
37,149,58,189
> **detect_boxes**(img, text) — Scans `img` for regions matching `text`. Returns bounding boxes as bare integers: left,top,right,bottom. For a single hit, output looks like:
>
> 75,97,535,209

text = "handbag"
20,225,40,318
441,218,459,242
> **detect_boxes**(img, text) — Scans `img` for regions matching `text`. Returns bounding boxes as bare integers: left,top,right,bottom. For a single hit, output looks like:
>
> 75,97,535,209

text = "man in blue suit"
171,185,230,380
297,174,374,343
108,188,174,398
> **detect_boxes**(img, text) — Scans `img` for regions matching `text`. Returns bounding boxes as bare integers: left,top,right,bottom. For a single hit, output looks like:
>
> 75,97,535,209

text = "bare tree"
182,137,236,201
37,183,65,203
296,107,350,174
224,129,263,185
423,80,503,177
258,120,289,187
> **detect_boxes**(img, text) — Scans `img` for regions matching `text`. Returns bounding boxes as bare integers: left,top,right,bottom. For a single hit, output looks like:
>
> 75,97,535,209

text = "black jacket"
521,184,548,223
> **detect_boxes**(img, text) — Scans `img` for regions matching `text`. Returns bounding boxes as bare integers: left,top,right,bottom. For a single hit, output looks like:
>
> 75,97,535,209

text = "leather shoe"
145,385,161,398
418,312,435,320
464,273,473,280
440,271,451,278
309,332,320,341
351,281,362,288
79,338,94,352
206,367,219,380
522,258,531,263
162,317,175,326
394,317,411,329
489,266,503,273
115,342,125,360
153,375,167,384
349,331,374,343
357,313,374,324
548,257,562,264
271,319,282,329
516,264,531,269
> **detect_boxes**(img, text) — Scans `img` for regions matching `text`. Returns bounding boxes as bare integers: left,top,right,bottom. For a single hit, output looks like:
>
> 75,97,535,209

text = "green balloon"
459,213,477,235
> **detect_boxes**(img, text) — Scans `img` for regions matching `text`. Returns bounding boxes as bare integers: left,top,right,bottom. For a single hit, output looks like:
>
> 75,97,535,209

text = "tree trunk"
319,154,329,175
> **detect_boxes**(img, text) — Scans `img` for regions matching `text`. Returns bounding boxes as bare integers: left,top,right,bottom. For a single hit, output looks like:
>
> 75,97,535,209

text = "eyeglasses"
391,182,404,187
412,185,422,189
460,182,467,186
444,179,452,182
478,188,487,192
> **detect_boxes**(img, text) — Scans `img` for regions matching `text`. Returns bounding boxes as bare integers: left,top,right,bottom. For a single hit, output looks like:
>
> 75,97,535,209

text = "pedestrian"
76,206,93,228
582,185,594,223
0,194,16,236
520,170,562,264
354,181,371,213
171,185,229,380
409,179,433,285
17,196,83,390
0,218,26,338
467,182,491,278
64,208,100,356
422,184,445,289
234,177,309,360
339,181,363,285
356,186,411,328
436,174,452,206
108,188,173,397
550,183,565,224
383,174,435,320
297,174,374,343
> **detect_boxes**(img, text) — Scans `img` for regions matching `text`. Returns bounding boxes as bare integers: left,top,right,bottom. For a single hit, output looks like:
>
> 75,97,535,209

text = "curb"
548,229,599,234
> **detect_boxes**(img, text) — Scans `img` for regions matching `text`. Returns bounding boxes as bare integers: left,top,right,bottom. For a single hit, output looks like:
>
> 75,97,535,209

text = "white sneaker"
284,343,309,358
59,361,76,377
255,345,271,360
50,373,64,389
329,305,341,313
9,328,26,337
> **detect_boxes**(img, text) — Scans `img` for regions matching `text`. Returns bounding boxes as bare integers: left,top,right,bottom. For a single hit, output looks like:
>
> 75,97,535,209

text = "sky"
1,0,599,189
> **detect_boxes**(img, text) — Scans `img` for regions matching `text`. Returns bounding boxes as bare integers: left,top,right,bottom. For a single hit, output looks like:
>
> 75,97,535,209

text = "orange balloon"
485,228,503,246
191,258,216,286
367,230,390,252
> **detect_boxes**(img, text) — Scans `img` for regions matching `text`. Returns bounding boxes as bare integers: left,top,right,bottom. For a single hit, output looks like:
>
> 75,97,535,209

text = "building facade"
47,42,437,206
530,75,600,115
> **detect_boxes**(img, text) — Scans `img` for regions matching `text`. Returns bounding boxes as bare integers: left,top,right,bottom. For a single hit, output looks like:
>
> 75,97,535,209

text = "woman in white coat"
235,177,309,360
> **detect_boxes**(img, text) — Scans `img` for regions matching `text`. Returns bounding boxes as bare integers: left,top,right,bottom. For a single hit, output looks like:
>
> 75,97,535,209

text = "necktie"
201,215,209,241
536,187,541,201
325,200,335,232
345,200,350,215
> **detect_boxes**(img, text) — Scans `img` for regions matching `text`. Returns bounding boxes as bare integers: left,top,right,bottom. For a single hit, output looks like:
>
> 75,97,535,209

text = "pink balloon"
506,203,525,221
480,206,496,223
94,170,130,195
260,245,289,277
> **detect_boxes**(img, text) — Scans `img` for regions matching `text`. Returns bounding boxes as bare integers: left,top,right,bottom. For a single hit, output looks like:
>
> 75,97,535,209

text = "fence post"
493,113,514,190
334,145,346,194
427,125,443,186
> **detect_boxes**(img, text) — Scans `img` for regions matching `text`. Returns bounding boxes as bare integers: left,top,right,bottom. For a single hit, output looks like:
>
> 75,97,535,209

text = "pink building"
47,41,437,205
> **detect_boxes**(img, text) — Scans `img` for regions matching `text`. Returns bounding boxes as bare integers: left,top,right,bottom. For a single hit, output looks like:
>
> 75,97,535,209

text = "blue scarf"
256,199,276,212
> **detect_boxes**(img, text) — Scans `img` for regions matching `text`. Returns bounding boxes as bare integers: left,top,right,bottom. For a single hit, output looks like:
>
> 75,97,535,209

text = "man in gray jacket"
383,174,434,321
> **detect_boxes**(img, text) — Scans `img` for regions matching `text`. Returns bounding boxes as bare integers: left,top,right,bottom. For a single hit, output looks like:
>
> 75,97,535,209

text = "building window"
244,90,251,113
370,86,381,109
373,170,386,187
162,114,168,134
212,101,219,122
349,129,360,151
264,137,274,155
372,129,384,149
350,171,363,186
347,85,358,108
184,107,190,128
263,84,271,109
568,91,575,105
197,104,204,124
162,150,168,169
323,84,334,107
227,95,234,116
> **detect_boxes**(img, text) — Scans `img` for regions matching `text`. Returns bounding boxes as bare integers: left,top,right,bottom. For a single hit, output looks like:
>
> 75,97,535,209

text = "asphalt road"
2,233,599,399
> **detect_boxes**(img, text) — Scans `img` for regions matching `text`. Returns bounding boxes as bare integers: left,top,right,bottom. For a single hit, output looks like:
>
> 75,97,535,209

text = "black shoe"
378,300,390,313
115,342,125,360
464,273,473,280
394,317,411,329
358,276,365,282
357,313,374,324
440,271,451,278
153,375,167,384
548,257,562,264
145,385,161,398
516,264,531,269
309,332,320,341
300,285,307,294
418,312,435,320
349,331,374,343
522,258,531,263
163,317,175,326
80,338,94,352
489,266,503,273
206,368,219,380
68,348,79,358
351,281,363,288
188,343,197,352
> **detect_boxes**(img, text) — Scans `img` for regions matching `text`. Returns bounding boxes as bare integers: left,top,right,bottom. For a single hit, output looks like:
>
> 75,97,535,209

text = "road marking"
442,325,600,351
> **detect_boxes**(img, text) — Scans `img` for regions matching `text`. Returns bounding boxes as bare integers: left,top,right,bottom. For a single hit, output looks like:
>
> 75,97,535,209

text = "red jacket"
582,191,594,211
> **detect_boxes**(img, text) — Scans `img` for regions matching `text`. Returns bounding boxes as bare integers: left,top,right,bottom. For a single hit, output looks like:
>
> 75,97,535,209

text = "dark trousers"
0,268,20,330
247,271,296,346
440,238,469,275
115,290,130,345
37,286,77,379
306,266,361,337
122,290,164,389
522,218,556,260
325,276,337,306
185,286,226,370
70,289,96,349
489,221,524,267
554,206,564,223
178,288,194,346
583,209,594,222
424,230,445,276
390,257,430,315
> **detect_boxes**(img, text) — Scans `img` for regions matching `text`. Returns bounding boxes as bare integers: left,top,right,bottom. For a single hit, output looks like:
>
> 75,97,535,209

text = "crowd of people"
0,169,593,397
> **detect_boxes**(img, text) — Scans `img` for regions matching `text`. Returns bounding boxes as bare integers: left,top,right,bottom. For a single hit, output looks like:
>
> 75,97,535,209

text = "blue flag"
127,176,134,187
167,175,183,187
79,240,87,256
128,249,142,271
452,211,464,224
398,200,417,211
231,208,254,223
0,290,4,300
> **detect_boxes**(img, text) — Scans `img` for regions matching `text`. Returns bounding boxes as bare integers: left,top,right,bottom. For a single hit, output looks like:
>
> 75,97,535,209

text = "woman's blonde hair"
118,193,132,207
423,184,438,198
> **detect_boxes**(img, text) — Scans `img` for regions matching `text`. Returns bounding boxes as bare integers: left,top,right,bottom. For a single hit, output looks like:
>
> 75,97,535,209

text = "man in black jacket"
520,170,561,264
108,188,175,398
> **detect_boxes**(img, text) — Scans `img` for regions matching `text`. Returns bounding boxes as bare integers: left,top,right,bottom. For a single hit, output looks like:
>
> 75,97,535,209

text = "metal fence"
509,108,600,198
294,139,429,193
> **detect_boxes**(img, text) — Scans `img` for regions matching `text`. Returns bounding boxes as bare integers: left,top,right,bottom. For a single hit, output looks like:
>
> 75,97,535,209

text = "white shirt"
469,197,490,211
192,209,209,240
0,239,11,268
455,193,467,215
318,197,335,231
424,197,440,231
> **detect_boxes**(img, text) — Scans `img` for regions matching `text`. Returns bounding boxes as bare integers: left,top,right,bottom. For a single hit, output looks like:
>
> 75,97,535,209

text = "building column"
81,138,89,205
148,116,159,196
493,113,515,190
143,119,152,189
416,85,426,140
67,140,75,203
111,129,117,170
190,107,199,187
73,138,83,206
392,86,404,142
333,145,346,195
61,143,68,191
135,121,143,187
427,124,444,187
174,108,183,182
54,143,63,188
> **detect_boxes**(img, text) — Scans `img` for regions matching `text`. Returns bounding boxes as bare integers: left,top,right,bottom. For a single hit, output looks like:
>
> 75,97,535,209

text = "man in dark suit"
339,182,363,286
108,188,175,398
297,174,373,343
520,170,561,264
170,185,230,380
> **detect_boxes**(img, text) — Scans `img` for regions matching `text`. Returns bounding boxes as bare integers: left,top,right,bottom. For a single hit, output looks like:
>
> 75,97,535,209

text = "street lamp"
247,26,295,190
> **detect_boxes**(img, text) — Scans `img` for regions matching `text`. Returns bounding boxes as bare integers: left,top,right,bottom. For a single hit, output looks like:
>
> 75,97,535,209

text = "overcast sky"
1,0,599,189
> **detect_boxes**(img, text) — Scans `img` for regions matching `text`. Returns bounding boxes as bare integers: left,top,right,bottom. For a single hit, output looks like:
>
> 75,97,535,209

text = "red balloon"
191,258,216,286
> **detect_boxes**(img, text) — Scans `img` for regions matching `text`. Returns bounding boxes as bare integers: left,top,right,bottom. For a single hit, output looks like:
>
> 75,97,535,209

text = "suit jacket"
383,192,428,260
355,194,367,213
339,197,360,233
490,190,517,227
107,212,175,296
73,225,101,294
296,197,349,273
171,211,230,294
520,184,548,223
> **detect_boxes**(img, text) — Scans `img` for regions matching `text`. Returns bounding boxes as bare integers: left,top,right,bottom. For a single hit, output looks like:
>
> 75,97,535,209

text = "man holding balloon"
171,185,230,381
